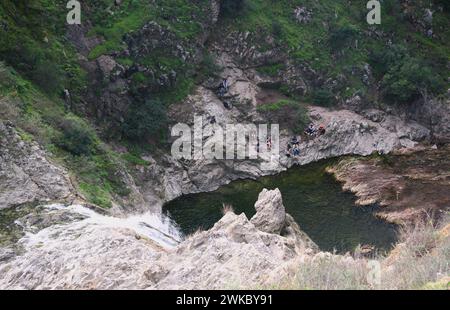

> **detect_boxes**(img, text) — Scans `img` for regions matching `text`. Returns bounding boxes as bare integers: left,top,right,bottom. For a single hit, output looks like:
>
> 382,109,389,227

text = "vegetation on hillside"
257,99,310,133
122,99,168,142
0,0,449,209
220,0,449,104
0,63,131,208
0,1,86,99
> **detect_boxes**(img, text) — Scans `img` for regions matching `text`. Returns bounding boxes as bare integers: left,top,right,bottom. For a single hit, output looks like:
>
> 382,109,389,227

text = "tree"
122,99,168,142
56,116,96,156
220,0,246,18
369,44,408,77
382,57,444,104
329,24,359,50
313,89,335,107
369,44,445,105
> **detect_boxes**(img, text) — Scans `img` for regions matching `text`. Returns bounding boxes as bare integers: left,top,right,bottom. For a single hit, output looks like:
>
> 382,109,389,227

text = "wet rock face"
251,188,286,234
0,122,74,209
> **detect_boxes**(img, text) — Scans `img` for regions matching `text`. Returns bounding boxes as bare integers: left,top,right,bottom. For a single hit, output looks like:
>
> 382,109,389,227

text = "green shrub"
257,63,284,77
55,116,97,156
313,89,335,107
30,59,64,95
257,99,293,112
197,53,222,81
329,24,359,50
122,99,168,142
369,44,408,78
220,0,246,18
258,99,310,133
369,44,446,104
79,182,112,209
131,72,147,84
122,152,150,166
271,20,283,38
382,57,445,104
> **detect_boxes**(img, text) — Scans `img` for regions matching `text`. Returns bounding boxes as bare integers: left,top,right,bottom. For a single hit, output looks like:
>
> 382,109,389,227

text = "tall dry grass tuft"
222,203,234,215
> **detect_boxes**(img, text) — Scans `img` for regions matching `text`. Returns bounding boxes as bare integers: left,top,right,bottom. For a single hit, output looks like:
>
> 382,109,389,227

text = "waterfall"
38,204,184,248
0,204,185,289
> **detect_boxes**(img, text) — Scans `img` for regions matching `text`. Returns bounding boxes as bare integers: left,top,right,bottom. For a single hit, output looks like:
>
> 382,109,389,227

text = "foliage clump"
122,99,168,142
258,99,310,133
54,116,97,156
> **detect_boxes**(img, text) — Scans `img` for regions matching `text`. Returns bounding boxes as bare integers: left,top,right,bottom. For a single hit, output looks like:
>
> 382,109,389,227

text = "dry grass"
221,203,235,215
380,215,450,289
186,227,205,240
265,215,450,290
292,256,372,290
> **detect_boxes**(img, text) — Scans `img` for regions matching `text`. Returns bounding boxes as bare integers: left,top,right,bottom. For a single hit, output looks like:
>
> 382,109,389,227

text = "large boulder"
250,188,286,234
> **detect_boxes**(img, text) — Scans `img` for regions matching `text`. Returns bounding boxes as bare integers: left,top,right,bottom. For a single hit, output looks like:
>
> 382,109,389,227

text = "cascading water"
40,204,184,248
0,204,184,289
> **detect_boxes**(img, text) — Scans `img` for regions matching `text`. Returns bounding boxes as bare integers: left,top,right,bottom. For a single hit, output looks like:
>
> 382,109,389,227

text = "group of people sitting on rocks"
285,123,327,158
286,136,301,158
304,123,326,137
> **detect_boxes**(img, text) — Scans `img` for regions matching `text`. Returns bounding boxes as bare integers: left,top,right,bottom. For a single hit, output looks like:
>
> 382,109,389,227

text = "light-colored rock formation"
251,188,286,234
0,189,317,289
282,106,430,167
0,122,74,209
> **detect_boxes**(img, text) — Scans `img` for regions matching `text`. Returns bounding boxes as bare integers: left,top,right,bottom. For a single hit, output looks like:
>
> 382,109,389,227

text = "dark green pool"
163,160,398,253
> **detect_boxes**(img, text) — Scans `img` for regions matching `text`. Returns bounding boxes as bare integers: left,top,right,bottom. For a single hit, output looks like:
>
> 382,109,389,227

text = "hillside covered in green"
0,0,449,208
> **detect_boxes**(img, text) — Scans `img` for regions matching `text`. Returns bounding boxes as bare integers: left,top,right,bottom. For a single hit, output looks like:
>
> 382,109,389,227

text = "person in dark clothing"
305,123,317,136
293,145,300,156
223,100,232,110
208,115,216,124
218,77,229,97
291,136,299,145
266,136,272,150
